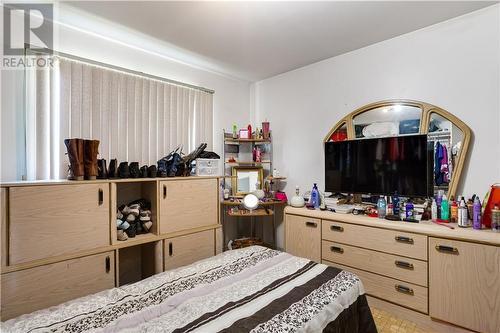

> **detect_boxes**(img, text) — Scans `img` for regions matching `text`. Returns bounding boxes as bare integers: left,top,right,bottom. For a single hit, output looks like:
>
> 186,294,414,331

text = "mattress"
3,246,376,333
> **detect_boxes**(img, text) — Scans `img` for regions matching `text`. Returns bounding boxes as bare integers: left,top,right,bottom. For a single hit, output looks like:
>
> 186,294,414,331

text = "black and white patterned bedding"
2,246,377,333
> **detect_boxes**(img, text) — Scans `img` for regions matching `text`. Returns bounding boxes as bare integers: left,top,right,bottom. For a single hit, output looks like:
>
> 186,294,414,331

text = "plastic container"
377,196,387,219
491,204,500,232
310,183,320,208
195,158,220,176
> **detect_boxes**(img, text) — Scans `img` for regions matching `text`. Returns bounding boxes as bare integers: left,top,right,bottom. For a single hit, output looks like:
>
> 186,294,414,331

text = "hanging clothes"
434,142,444,185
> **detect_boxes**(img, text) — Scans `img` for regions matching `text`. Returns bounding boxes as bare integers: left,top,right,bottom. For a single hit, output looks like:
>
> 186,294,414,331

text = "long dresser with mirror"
0,177,222,320
285,206,500,333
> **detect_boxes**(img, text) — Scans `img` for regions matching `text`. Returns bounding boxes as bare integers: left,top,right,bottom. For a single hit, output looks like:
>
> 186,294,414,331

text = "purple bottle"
473,197,482,230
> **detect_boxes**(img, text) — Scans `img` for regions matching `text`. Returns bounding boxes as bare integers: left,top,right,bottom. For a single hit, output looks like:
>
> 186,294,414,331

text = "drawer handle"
435,245,459,254
330,225,344,232
330,246,344,254
168,242,173,256
395,260,414,270
395,284,414,295
395,236,414,244
305,221,317,228
163,185,167,199
98,188,104,205
105,256,111,273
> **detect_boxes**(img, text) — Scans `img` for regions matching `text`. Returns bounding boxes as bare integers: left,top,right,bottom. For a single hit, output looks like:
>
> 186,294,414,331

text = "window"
25,56,213,180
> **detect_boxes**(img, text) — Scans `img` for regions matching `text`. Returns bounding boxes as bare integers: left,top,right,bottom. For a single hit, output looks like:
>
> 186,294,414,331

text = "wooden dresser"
0,177,222,320
285,207,500,333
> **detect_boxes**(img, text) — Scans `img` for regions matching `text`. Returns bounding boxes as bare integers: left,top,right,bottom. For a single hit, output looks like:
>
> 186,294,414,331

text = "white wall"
254,5,500,248
1,16,251,181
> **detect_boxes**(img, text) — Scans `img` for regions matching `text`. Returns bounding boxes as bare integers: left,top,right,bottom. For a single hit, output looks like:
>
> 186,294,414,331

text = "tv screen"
325,135,431,197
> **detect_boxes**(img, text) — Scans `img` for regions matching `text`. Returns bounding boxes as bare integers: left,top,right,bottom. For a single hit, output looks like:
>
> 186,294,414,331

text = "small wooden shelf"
225,161,271,166
115,233,158,247
222,200,286,206
224,138,271,144
267,176,287,181
227,208,274,217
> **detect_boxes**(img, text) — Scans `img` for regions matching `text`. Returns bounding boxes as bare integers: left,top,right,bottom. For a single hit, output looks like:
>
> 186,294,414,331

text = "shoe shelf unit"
0,177,222,320
111,180,158,245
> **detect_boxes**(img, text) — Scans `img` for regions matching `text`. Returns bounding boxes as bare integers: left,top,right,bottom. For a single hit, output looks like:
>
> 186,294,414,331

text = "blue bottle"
392,192,400,215
310,183,320,208
377,195,387,219
405,199,415,220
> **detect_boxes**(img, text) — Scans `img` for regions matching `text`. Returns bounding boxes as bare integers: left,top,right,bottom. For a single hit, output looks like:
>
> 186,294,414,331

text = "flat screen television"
324,134,432,197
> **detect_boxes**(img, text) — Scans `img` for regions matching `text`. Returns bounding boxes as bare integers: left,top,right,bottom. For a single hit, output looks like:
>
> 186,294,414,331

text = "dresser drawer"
322,240,427,286
8,184,110,265
1,251,115,320
322,220,427,260
324,260,428,314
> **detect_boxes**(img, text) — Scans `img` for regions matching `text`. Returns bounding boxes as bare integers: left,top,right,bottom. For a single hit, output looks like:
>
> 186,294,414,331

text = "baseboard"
367,296,474,333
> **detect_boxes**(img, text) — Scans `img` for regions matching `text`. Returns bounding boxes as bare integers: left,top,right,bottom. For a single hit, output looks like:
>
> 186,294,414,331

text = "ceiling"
61,1,496,82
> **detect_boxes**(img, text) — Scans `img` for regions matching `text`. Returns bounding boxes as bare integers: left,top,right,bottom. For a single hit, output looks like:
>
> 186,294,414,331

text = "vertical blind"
26,56,214,180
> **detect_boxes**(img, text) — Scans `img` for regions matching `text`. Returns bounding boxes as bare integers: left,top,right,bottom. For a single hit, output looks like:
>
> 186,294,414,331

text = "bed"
3,246,376,333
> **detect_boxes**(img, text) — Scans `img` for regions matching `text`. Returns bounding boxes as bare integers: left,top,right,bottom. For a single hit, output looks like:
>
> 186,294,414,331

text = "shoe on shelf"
142,221,153,232
140,165,148,178
139,215,151,222
117,230,128,241
148,165,157,178
126,214,136,223
128,199,150,210
97,159,108,179
157,160,168,177
129,162,141,178
117,210,123,220
118,162,130,178
140,209,151,216
84,139,100,180
128,204,140,216
119,221,130,230
125,223,137,238
136,221,143,234
116,219,123,228
64,138,84,180
108,159,118,178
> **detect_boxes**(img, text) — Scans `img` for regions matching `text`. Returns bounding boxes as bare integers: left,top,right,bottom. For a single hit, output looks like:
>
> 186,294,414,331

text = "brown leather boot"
84,139,100,180
64,138,84,180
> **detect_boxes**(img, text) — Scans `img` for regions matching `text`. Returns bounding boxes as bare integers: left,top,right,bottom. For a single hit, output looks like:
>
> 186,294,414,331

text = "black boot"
108,159,118,178
118,162,130,178
148,165,157,178
129,162,140,178
140,165,148,178
157,159,168,177
97,159,108,179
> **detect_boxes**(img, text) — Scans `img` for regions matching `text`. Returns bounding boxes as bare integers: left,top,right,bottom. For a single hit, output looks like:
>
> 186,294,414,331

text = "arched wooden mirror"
324,100,471,198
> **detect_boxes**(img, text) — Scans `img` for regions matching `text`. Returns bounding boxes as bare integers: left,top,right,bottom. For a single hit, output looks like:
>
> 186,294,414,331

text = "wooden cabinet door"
8,184,110,265
429,238,500,333
285,214,321,262
159,179,218,234
164,230,215,270
1,251,115,320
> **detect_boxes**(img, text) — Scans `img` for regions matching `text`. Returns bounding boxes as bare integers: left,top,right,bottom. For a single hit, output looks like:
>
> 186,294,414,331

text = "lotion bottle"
431,199,438,222
473,197,482,230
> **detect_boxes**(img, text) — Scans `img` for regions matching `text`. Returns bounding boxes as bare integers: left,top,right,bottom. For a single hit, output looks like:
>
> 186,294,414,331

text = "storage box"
195,158,220,176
